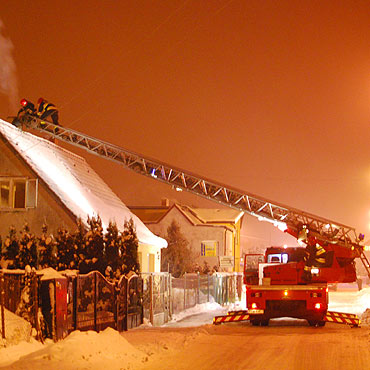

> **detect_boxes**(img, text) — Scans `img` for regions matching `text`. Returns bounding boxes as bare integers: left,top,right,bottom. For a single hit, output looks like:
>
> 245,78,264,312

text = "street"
123,318,370,370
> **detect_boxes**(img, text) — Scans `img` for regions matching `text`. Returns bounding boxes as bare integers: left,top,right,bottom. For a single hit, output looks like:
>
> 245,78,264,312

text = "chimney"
161,198,170,207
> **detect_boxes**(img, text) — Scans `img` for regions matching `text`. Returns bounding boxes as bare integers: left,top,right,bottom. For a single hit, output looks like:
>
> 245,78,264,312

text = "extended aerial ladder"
16,114,370,279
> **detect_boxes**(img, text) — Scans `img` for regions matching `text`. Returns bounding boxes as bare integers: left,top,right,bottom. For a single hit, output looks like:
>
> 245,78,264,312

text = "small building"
129,200,244,272
0,120,167,272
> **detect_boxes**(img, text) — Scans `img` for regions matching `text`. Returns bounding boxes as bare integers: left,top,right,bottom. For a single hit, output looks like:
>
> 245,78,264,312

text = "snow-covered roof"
179,205,244,224
0,119,167,248
130,203,244,226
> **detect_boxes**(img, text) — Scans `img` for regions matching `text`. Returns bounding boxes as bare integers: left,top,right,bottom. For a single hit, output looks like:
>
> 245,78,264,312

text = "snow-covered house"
0,119,167,272
129,200,244,272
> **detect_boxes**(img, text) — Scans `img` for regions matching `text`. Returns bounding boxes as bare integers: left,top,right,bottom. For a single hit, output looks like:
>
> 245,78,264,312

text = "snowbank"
1,328,146,370
0,308,32,348
169,301,223,323
328,286,370,317
0,339,43,368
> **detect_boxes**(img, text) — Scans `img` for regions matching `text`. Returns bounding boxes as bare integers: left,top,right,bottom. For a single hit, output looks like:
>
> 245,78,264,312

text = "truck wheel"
308,320,325,327
307,320,318,326
251,318,269,326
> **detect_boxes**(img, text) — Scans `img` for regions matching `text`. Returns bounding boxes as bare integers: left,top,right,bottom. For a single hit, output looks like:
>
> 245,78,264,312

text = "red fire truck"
233,223,365,327
244,246,336,326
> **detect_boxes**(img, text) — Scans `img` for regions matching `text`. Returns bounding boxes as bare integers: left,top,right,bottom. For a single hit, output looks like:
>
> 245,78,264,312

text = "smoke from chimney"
0,19,18,112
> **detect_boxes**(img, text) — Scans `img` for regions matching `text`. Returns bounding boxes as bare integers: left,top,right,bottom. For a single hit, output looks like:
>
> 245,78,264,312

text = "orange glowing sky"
0,1,369,246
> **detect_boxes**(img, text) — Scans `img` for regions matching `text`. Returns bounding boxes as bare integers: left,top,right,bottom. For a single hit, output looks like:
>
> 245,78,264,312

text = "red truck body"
244,245,356,326
246,283,328,326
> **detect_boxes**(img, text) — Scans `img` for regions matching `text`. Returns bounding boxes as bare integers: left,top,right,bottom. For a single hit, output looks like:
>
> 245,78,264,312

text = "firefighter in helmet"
37,98,59,126
12,98,36,127
302,242,329,282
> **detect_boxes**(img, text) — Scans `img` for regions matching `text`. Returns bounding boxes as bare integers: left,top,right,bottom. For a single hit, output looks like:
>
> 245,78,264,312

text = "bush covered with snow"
1,216,140,278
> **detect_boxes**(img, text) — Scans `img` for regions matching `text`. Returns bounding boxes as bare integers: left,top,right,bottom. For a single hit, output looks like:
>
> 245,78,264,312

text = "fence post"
93,273,97,331
0,272,5,339
124,277,129,331
215,275,219,304
169,274,172,320
149,274,154,325
212,274,218,303
31,272,43,342
184,273,187,311
207,275,210,303
73,277,77,331
161,275,164,319
140,277,144,326
114,280,118,330
234,274,237,302
225,275,229,305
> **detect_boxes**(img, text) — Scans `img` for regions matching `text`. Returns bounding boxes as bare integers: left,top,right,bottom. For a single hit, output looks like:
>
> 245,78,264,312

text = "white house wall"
138,242,161,273
146,207,228,271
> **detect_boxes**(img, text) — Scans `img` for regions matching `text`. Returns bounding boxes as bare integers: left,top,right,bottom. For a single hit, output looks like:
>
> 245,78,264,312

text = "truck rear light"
283,290,288,297
251,303,258,309
314,303,322,310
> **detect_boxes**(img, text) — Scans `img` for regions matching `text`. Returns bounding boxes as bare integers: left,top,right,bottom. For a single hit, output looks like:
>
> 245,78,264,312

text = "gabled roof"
0,119,167,248
128,206,169,223
180,205,244,224
129,203,244,227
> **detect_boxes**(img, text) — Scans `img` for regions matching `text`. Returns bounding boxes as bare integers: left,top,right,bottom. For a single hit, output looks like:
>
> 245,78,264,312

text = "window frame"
200,240,219,257
0,177,38,210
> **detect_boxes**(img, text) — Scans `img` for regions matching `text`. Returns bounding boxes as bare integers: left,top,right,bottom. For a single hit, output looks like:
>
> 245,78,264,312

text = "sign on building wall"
219,256,234,268
201,241,218,257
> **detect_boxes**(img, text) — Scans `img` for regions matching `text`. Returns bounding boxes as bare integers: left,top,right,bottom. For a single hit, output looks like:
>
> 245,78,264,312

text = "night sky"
0,1,369,248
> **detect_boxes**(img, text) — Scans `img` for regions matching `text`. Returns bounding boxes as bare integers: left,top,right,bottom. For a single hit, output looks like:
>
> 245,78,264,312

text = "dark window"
14,181,26,208
0,178,38,210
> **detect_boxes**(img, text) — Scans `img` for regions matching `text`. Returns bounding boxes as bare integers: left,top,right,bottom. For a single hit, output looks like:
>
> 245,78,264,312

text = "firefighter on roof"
19,98,36,115
12,98,36,127
37,98,59,126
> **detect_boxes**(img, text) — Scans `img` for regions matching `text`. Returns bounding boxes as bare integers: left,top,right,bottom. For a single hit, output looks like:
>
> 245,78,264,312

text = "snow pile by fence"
0,308,31,347
2,327,146,370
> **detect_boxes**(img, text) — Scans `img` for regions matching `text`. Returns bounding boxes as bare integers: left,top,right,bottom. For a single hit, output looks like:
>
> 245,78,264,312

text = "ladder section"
21,115,362,249
358,250,370,278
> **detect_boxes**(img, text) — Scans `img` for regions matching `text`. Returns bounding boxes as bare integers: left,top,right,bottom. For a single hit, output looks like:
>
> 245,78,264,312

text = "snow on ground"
0,287,369,369
329,284,370,315
0,328,145,370
0,309,31,347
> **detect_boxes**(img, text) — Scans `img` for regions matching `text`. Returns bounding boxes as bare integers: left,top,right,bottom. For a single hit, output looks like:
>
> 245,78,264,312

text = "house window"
201,241,218,257
14,180,26,208
0,177,38,210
